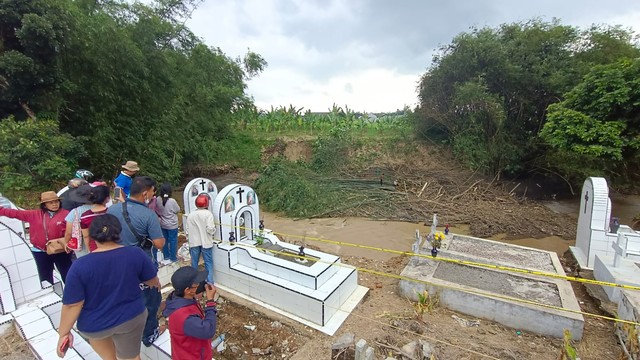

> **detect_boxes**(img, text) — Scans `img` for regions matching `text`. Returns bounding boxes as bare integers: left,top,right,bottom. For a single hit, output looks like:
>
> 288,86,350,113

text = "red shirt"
80,209,107,252
169,303,213,360
0,207,69,251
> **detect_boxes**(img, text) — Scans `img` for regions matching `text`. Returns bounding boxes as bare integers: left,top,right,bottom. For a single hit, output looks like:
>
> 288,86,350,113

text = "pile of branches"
313,163,576,240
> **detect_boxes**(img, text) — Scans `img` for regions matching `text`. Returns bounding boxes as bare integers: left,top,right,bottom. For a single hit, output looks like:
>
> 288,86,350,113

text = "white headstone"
183,177,218,215
212,184,260,242
575,177,612,267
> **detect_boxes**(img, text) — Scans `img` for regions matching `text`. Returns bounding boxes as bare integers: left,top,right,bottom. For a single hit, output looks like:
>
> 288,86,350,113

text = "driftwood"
451,180,482,201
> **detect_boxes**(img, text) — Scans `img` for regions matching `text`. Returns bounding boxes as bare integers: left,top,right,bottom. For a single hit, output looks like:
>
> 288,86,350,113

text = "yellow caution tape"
227,237,640,327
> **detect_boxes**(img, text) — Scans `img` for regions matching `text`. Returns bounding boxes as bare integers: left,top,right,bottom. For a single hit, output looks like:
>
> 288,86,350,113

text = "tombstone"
182,177,218,215
571,177,614,269
208,184,368,335
212,184,259,243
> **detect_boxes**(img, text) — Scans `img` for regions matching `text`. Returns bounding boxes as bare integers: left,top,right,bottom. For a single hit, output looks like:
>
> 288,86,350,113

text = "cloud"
186,0,640,112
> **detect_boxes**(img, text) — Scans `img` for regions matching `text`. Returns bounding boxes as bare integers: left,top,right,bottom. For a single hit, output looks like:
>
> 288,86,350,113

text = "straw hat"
122,161,140,172
40,191,60,204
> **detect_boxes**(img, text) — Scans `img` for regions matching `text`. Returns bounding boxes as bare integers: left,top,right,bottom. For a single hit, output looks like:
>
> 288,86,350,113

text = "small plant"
558,329,578,360
414,290,438,319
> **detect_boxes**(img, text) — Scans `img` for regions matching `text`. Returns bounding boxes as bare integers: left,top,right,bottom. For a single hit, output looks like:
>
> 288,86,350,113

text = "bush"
0,117,85,191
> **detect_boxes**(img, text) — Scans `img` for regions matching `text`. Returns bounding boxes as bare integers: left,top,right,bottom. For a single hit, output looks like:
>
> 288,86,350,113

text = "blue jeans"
161,228,178,262
142,285,162,346
190,246,214,283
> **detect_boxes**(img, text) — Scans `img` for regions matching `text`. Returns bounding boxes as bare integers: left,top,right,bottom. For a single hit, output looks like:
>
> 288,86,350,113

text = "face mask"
144,196,150,205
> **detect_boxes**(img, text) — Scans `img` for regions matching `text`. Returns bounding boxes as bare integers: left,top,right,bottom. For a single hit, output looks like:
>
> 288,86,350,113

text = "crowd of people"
0,160,220,360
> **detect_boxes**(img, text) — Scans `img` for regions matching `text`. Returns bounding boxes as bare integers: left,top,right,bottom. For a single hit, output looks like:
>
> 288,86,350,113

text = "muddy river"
175,187,638,261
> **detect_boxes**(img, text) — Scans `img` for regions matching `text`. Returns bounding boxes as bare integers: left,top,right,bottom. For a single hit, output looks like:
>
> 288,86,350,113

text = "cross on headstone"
199,179,207,191
584,191,589,214
236,187,245,203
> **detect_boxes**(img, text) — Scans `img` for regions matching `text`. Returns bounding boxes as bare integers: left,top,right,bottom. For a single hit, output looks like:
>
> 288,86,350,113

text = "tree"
415,19,640,181
539,59,640,184
0,0,74,119
0,117,85,190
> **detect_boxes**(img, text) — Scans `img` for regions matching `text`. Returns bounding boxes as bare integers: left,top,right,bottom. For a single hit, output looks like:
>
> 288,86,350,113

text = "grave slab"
399,233,584,339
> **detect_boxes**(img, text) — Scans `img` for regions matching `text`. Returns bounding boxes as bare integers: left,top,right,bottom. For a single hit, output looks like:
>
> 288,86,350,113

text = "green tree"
416,19,640,180
0,117,85,190
0,0,74,119
540,59,640,184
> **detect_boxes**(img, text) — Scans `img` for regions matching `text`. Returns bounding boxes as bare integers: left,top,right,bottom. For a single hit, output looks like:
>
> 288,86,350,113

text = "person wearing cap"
0,191,73,284
114,160,140,198
57,214,160,360
163,266,218,360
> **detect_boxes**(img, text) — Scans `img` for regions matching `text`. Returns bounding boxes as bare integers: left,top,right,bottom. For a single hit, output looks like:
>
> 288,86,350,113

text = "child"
163,266,218,360
185,194,215,283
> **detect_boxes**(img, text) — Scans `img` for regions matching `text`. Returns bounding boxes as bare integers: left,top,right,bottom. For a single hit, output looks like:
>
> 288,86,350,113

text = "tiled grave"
568,177,640,305
399,232,584,339
180,181,368,335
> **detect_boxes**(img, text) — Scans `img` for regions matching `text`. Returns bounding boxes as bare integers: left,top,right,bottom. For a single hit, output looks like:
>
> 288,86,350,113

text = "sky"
185,0,640,113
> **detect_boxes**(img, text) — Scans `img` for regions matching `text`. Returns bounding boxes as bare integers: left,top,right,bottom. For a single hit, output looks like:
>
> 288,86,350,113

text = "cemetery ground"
0,138,627,359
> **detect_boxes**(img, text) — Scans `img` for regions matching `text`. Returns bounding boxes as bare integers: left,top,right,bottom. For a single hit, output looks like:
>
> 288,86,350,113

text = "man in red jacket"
163,266,218,360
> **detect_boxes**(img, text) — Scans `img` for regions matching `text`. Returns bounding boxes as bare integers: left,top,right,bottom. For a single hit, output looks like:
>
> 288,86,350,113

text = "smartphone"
113,187,123,203
59,335,72,356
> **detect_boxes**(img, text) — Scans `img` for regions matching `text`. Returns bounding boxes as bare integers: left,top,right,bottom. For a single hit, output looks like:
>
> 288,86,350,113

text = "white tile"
18,316,52,339
27,328,58,355
11,281,24,304
0,289,15,314
46,310,61,329
82,353,102,360
14,308,47,326
11,232,27,246
20,276,43,297
72,337,93,356
0,275,11,292
6,264,18,281
158,337,172,355
141,344,158,359
13,245,34,263
35,292,62,309
0,248,16,265
0,313,13,324
155,329,171,346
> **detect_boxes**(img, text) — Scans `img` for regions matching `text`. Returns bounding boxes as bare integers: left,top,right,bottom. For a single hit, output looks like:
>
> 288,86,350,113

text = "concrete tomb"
569,177,640,303
181,181,368,335
398,226,584,339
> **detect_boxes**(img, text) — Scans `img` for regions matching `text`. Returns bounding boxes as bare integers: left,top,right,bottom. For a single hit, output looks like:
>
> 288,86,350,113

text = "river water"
173,188,639,259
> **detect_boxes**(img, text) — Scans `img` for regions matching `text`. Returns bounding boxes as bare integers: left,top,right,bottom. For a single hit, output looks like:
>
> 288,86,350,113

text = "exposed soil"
0,140,626,359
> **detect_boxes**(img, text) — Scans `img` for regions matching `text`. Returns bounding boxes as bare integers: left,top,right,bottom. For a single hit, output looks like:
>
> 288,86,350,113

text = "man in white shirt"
185,194,216,283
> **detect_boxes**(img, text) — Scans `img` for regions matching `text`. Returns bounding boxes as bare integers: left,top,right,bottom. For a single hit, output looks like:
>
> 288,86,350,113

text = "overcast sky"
185,0,640,113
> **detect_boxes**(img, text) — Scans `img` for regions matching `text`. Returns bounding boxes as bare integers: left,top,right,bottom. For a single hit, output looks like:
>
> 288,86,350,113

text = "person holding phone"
57,214,159,359
163,266,218,360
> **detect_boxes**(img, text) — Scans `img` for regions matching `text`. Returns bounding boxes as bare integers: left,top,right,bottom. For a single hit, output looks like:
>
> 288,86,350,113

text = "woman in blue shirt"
57,214,160,359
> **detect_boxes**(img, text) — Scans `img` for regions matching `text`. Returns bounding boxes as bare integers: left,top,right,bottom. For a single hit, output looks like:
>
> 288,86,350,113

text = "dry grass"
0,326,34,360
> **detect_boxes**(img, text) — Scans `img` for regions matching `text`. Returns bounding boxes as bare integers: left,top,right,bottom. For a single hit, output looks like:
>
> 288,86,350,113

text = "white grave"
593,229,640,302
182,182,368,335
570,177,616,269
182,177,218,215
568,177,640,304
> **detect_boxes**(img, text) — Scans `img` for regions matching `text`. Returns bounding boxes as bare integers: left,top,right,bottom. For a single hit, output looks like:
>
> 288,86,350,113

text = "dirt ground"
0,139,627,359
